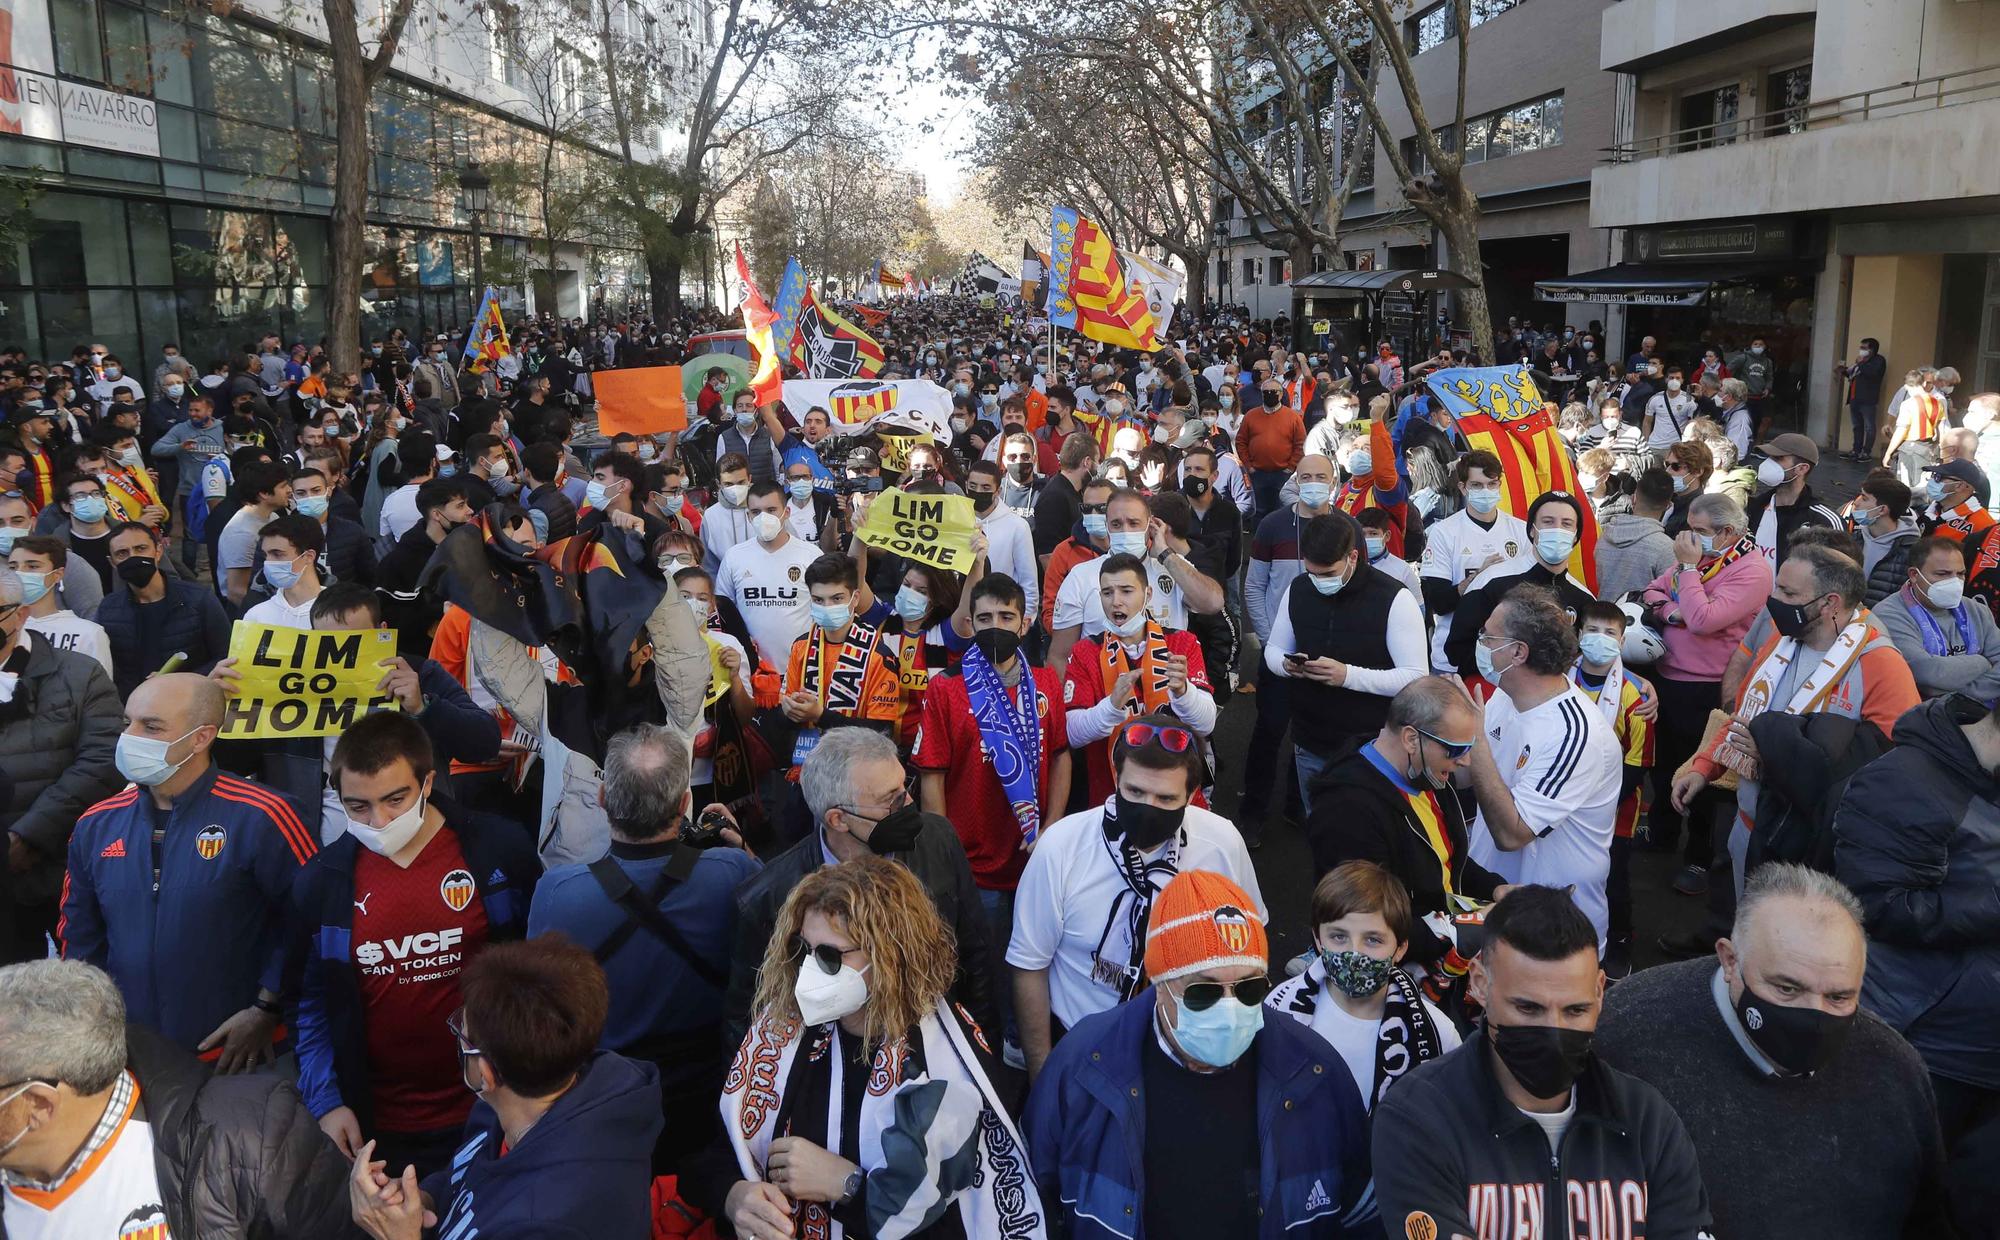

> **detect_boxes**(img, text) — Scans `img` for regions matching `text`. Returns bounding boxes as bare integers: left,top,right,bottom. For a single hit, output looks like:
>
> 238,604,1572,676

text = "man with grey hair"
527,722,761,1175
0,958,351,1236
722,727,994,1044
1716,377,1753,459
0,563,120,964
1596,863,1953,1239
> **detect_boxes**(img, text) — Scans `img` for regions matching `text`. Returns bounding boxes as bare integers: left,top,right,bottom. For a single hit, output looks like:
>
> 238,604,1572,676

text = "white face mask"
751,511,784,543
794,957,870,1025
721,483,749,507
349,786,428,861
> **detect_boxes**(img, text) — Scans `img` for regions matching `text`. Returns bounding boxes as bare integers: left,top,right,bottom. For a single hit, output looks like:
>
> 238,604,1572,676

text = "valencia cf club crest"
195,824,226,860
440,868,477,913
1212,904,1252,953
788,565,803,582
1157,574,1174,596
120,1205,171,1239
1504,540,1520,557
1515,745,1531,771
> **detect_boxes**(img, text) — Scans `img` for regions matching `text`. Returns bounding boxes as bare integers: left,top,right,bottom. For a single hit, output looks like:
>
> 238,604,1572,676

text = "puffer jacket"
3,1022,361,1240
1861,516,1921,606
0,630,122,907
93,575,235,699
1835,694,2000,1089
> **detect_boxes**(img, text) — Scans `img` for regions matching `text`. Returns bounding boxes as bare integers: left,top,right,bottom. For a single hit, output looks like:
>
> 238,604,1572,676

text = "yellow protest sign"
876,429,932,475
705,636,732,706
219,623,400,739
857,487,977,574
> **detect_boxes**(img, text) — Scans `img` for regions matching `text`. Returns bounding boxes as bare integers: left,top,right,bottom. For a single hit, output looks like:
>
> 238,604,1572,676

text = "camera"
681,806,733,849
834,474,885,496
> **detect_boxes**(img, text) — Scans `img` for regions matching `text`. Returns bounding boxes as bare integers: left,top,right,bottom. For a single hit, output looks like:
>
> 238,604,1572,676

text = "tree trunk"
1434,199,1493,363
325,28,371,375
1171,245,1208,318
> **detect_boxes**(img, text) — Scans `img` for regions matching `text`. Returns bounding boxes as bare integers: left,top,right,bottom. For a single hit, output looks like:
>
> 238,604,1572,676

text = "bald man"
60,672,316,1067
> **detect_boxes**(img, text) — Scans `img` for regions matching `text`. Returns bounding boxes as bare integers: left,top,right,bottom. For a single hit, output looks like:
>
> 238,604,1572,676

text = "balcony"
1592,64,2000,228
1600,0,1815,75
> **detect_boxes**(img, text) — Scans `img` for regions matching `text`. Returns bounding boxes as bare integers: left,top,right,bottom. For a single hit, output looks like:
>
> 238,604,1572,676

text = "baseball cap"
1144,870,1268,984
1755,433,1820,466
435,444,457,462
844,447,880,471
5,404,49,426
1928,458,1984,488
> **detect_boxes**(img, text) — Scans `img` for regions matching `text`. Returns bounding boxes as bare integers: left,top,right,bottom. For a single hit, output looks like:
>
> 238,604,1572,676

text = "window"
1766,64,1811,136
1405,0,1526,54
1243,257,1258,286
1677,83,1740,151
50,0,106,81
1455,93,1562,164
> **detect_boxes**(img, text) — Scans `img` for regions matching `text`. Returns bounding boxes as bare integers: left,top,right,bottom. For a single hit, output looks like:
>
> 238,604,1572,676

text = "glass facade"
0,0,640,363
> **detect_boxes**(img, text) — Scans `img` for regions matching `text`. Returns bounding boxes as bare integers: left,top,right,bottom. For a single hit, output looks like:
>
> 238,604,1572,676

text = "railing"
1602,62,2000,163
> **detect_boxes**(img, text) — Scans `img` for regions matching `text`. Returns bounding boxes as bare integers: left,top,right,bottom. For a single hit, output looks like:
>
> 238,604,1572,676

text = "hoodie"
1595,511,1677,602
422,1051,664,1239
1859,514,1921,605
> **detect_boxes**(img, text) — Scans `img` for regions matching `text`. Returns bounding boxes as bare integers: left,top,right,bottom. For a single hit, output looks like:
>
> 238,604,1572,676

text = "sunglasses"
1081,503,1109,515
1120,721,1192,752
1414,726,1474,760
791,936,862,977
1180,976,1273,1011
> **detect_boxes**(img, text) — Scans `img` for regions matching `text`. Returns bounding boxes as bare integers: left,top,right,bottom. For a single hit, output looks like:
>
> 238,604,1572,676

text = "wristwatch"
837,1170,864,1206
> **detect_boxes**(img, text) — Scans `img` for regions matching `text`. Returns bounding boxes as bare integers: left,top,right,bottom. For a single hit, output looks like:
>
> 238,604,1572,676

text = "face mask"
1926,478,1948,504
0,527,22,555
289,492,330,520
950,416,970,435
15,571,48,605
972,626,1022,663
1535,528,1576,564
1672,473,1690,495
164,383,185,399
1921,570,1966,610
1750,346,1765,356
116,555,159,587
1082,513,1109,537
734,411,757,432
584,480,612,510
115,726,202,786
1218,391,1234,407
684,595,711,624
1320,948,1394,999
1734,979,1855,1076
1766,592,1823,639
1465,487,1502,515
390,416,407,432
982,394,999,410
1347,450,1372,478
952,382,970,398
1261,390,1281,409
810,601,851,630
1180,476,1209,499
751,512,784,543
863,803,924,855
1171,991,1263,1068
1474,636,1516,681
1578,632,1620,665
350,789,429,858
1008,461,1034,483
1104,400,1126,417
1488,1021,1594,1098
894,584,930,623
1151,424,1170,445
262,554,304,591
1114,792,1185,850
1756,458,1788,489
1308,567,1345,596
1331,404,1358,425
69,495,108,524
1578,473,1602,494
1364,535,1387,560
1298,481,1332,509
787,479,815,502
722,483,749,507
1858,348,1872,358
1697,531,1720,557
794,957,870,1026
1108,530,1148,558
971,491,996,515
102,366,121,379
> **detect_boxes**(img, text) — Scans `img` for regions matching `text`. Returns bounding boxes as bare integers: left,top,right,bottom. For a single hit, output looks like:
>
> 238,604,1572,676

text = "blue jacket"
94,576,235,699
288,801,539,1125
421,1050,662,1240
1025,991,1376,1240
60,766,316,1051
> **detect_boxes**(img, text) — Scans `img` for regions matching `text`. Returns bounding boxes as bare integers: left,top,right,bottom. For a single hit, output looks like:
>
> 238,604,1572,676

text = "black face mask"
970,491,996,514
1766,592,1824,639
1487,1021,1594,1099
116,555,159,587
862,803,924,856
1007,461,1035,482
1735,980,1855,1076
1113,793,1185,851
972,627,1021,664
1181,476,1210,499
1261,389,1281,409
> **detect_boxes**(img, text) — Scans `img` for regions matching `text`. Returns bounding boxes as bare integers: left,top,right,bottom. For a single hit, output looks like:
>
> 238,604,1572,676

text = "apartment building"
1564,0,2000,444
0,0,705,365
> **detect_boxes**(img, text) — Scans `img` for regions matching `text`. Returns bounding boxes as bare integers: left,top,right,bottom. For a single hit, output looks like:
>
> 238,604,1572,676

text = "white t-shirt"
1468,682,1624,945
1420,508,1529,670
1297,989,1461,1110
1643,391,1697,449
379,484,422,541
3,1077,170,1240
1370,550,1426,616
216,506,267,571
25,610,111,677
243,588,318,629
694,632,749,786
785,496,821,545
1052,553,1190,638
978,506,1040,617
1007,802,1263,1028
715,533,819,669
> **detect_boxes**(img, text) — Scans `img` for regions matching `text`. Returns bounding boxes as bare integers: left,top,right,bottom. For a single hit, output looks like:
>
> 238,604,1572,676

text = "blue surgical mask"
262,554,303,591
438,463,458,478
114,726,201,787
1346,450,1372,478
810,602,852,630
1298,481,1332,509
1082,513,1108,537
1474,636,1514,680
1465,487,1502,515
1535,528,1576,564
1171,993,1263,1068
1697,532,1718,556
1671,473,1690,495
1364,535,1387,560
15,571,48,605
294,494,330,519
69,495,108,524
1108,530,1147,557
585,480,611,510
0,528,16,554
1927,478,1947,504
894,584,930,623
1578,632,1621,665
787,479,815,502
1308,568,1345,595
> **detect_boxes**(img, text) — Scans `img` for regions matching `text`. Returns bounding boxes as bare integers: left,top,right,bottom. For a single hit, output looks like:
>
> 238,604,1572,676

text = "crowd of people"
0,296,1991,1239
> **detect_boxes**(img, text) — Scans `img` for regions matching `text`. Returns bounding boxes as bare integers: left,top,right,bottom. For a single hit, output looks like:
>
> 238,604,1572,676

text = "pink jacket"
1641,551,1775,682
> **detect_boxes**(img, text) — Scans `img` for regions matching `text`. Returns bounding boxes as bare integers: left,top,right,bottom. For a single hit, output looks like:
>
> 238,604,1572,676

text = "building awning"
1534,261,1807,306
1292,267,1475,297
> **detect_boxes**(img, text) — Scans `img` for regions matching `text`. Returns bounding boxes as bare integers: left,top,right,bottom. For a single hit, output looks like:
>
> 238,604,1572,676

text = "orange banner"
593,365,687,436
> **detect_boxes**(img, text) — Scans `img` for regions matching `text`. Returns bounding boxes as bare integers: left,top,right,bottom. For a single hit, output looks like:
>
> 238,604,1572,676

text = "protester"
0,958,353,1238
1027,868,1373,1239
1853,472,1922,604
1444,491,1594,680
1876,535,2000,700
1420,450,1529,671
1746,433,1843,565
7,534,111,676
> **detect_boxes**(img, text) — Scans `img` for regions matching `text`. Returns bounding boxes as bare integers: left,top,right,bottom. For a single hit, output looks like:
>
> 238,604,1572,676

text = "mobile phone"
1283,651,1308,664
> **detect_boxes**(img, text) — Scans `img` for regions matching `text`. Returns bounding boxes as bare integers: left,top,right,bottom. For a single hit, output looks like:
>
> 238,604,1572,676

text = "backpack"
184,457,230,543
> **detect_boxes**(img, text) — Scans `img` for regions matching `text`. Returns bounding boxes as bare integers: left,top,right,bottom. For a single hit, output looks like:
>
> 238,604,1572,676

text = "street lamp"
460,160,491,308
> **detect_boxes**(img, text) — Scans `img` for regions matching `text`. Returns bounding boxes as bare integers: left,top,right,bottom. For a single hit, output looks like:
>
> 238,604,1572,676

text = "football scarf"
1573,658,1626,729
1090,795,1182,1002
961,642,1044,846
1727,612,1872,778
1900,584,1977,657
1671,534,1754,601
1267,959,1446,1108
806,618,881,714
723,1002,1047,1240
1100,620,1173,716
